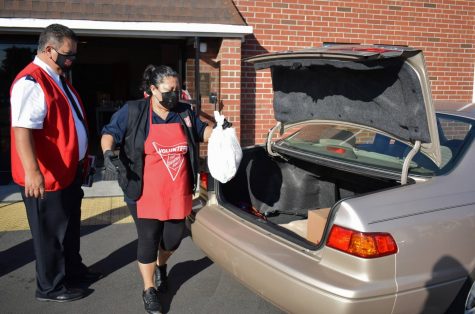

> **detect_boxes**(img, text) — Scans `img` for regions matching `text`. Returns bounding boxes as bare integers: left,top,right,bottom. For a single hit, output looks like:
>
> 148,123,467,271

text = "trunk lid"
245,44,442,166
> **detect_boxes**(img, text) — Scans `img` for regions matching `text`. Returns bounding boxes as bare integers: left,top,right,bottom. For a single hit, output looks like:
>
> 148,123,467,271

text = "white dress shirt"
11,56,88,160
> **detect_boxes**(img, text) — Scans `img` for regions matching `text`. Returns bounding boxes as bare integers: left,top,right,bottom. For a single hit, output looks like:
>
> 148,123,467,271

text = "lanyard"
59,76,88,136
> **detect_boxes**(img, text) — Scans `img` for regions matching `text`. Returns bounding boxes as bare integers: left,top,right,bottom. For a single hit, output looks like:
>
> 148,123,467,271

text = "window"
273,114,474,177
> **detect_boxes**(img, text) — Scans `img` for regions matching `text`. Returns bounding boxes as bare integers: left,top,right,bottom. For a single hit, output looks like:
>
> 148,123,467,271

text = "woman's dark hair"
142,64,178,96
38,24,78,52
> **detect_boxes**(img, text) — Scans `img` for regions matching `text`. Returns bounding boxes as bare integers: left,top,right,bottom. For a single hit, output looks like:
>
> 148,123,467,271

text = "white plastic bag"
207,111,243,183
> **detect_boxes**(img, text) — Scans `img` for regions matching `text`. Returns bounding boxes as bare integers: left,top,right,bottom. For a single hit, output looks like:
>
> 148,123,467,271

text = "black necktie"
60,76,88,137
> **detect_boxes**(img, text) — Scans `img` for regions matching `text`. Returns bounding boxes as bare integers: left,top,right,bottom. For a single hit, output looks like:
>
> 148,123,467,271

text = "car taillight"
326,225,397,258
199,171,215,193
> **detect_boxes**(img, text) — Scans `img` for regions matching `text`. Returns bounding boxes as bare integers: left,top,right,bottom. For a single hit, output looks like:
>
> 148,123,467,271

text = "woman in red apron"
101,65,216,314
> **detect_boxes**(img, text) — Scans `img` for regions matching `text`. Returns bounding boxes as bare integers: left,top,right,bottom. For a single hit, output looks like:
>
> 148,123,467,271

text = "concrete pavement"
0,173,129,231
0,224,283,314
0,178,284,314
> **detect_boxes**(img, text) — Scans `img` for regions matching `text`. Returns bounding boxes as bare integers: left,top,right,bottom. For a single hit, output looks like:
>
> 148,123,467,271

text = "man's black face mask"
53,48,76,72
160,90,179,110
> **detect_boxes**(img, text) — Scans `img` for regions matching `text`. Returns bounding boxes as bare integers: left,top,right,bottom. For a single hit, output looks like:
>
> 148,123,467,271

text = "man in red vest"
10,24,101,302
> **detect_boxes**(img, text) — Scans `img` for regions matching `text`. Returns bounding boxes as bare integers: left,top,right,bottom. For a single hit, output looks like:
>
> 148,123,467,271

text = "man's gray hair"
37,24,77,52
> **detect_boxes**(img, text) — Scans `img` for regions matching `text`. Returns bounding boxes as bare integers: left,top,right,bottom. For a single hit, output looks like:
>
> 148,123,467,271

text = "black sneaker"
142,287,161,314
154,264,168,293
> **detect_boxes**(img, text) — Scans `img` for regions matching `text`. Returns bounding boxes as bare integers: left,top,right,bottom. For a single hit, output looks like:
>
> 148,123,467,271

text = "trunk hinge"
266,122,283,157
401,140,421,185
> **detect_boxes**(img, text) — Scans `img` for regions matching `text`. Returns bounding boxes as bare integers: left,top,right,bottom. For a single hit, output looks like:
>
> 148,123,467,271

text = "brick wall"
234,0,475,146
440,119,471,140
185,38,242,156
216,38,242,137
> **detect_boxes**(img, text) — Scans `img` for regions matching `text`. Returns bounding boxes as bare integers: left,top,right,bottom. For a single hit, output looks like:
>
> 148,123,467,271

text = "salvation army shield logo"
152,142,188,181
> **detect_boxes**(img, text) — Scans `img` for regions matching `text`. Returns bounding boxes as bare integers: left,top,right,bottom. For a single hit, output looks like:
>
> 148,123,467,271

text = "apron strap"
177,110,199,192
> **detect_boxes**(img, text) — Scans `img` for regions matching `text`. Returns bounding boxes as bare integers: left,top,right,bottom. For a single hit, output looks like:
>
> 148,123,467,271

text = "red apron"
137,106,192,220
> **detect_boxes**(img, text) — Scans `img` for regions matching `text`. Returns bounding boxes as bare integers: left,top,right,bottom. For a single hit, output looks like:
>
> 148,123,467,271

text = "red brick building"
235,0,474,145
0,0,474,180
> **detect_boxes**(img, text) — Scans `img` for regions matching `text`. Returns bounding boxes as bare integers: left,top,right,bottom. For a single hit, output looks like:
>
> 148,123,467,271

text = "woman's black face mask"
159,90,179,110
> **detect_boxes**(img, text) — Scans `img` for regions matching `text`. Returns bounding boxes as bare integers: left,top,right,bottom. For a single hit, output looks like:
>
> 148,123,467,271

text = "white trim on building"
0,18,253,39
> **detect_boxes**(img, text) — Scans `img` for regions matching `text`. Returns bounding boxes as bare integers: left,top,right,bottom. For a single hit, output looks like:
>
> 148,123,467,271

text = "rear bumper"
191,204,397,314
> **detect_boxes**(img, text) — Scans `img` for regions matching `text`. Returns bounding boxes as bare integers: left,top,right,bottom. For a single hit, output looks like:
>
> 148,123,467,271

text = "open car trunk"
209,45,441,249
216,145,400,248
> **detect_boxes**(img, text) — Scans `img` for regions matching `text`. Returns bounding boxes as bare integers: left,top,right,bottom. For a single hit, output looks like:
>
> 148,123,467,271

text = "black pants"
128,203,186,264
22,167,86,297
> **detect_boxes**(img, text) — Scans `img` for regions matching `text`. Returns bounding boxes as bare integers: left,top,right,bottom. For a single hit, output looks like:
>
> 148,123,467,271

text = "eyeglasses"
51,47,77,59
154,85,179,94
160,89,180,95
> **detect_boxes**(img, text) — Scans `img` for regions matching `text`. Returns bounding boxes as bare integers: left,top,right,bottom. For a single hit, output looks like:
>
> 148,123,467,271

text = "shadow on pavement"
71,238,138,290
0,206,132,278
0,237,34,277
89,238,138,278
160,256,214,313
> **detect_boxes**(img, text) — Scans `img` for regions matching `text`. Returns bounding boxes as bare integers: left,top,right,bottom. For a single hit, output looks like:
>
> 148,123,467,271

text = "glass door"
0,41,37,184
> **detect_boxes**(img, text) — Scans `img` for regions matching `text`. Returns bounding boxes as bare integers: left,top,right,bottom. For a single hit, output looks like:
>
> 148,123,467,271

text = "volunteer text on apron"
137,105,192,220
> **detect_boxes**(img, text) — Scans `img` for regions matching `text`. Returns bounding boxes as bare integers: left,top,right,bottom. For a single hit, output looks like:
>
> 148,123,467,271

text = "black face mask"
159,90,179,110
53,48,76,72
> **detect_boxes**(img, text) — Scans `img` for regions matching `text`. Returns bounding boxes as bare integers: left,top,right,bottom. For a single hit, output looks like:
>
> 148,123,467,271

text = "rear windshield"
273,114,473,176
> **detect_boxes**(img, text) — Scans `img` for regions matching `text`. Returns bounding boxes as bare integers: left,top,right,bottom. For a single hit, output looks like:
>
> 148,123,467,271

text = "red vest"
10,62,88,191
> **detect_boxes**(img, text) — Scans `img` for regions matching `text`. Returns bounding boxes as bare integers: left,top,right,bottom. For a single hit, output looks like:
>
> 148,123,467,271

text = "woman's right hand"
103,150,119,174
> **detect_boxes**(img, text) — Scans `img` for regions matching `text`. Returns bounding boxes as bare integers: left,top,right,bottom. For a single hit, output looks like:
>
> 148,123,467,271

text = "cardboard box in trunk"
279,219,308,239
307,208,331,244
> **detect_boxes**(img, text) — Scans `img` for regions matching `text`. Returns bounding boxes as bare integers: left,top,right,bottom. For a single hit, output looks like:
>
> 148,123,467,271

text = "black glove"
214,118,232,130
103,150,119,174
222,118,232,129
